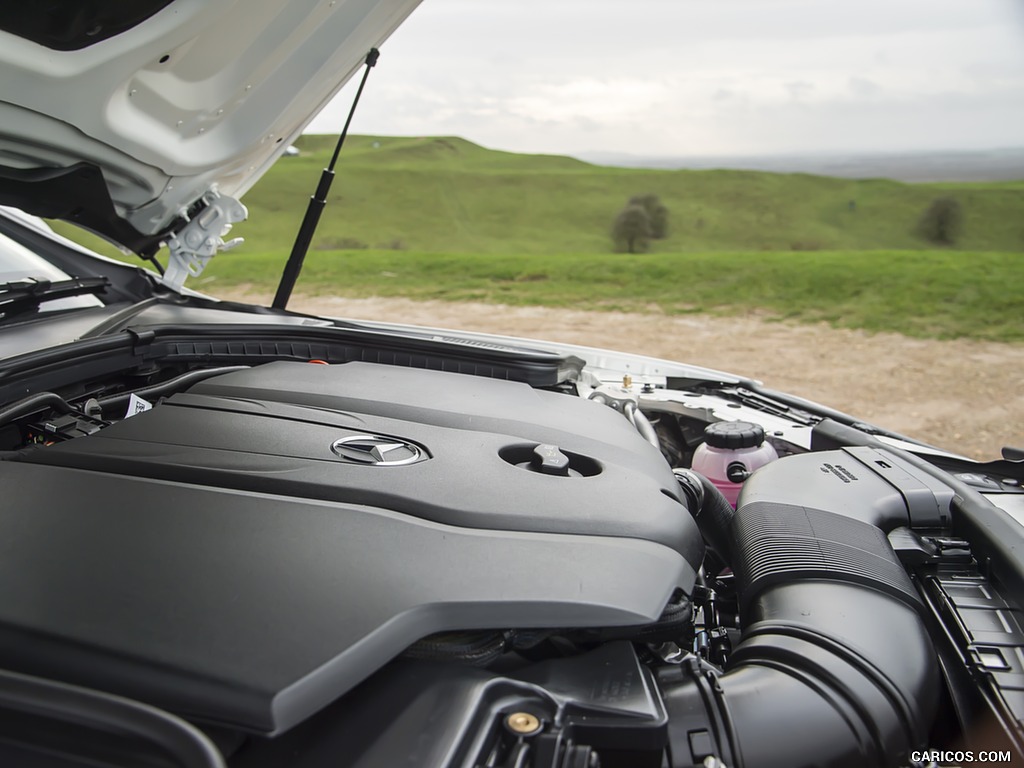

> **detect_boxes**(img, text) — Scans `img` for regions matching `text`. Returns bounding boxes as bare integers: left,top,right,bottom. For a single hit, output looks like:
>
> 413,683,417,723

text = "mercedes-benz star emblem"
330,434,426,466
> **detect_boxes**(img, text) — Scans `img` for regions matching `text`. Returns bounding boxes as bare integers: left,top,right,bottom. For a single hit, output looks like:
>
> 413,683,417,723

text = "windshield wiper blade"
0,276,109,319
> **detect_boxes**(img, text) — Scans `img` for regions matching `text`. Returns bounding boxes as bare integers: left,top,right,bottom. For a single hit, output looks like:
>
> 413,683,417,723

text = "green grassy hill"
223,134,1024,256
47,135,1024,342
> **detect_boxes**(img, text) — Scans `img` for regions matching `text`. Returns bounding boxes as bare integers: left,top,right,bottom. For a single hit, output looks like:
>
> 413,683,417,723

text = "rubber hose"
674,468,736,561
97,366,250,415
0,392,80,430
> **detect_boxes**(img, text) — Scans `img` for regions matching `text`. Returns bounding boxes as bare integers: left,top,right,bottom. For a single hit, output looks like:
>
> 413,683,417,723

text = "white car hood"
0,0,422,254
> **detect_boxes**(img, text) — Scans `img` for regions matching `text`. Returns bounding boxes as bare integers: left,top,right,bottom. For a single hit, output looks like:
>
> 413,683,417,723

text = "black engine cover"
3,362,702,734
39,362,699,556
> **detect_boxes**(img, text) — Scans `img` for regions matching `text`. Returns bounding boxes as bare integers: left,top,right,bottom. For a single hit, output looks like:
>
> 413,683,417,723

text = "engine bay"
4,362,700,733
0,344,1021,768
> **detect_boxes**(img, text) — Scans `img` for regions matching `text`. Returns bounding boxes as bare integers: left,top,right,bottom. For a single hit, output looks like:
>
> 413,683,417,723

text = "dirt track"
218,288,1024,461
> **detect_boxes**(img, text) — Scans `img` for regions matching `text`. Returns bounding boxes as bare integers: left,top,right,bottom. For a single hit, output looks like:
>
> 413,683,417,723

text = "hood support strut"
272,48,380,311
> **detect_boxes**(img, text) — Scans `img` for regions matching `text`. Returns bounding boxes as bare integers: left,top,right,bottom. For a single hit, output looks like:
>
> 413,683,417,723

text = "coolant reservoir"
692,421,778,507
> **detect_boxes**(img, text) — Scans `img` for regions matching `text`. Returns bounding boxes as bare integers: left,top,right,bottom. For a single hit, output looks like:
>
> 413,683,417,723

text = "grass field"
48,134,1024,342
188,248,1021,342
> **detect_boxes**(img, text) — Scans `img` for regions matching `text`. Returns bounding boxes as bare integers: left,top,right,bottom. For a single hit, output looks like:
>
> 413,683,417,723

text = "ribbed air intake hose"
667,466,940,768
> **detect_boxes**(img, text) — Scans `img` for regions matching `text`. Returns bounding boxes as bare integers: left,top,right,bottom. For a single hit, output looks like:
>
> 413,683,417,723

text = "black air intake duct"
667,459,941,768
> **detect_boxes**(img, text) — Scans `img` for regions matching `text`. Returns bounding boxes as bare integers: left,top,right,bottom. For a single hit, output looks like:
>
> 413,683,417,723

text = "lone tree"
917,196,963,245
612,204,651,253
629,193,669,239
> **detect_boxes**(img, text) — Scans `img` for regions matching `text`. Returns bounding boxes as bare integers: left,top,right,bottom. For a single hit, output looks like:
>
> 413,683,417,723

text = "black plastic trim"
813,418,1024,600
137,323,573,387
0,163,171,257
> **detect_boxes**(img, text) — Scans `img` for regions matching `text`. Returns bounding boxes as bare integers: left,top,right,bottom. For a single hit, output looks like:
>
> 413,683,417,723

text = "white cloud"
505,78,672,123
308,0,1024,156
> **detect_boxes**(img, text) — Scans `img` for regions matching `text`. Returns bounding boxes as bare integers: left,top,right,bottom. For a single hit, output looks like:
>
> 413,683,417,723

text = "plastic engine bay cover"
3,362,702,734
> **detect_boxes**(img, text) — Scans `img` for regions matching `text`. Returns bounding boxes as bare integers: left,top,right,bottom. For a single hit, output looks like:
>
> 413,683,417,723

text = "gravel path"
217,289,1024,461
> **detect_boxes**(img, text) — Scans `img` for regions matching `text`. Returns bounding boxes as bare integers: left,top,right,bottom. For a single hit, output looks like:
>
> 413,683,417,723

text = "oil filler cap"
533,444,571,476
502,444,597,478
704,421,765,450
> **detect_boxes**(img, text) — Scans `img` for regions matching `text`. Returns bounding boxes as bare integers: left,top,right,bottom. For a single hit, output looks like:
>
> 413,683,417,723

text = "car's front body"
0,3,1021,767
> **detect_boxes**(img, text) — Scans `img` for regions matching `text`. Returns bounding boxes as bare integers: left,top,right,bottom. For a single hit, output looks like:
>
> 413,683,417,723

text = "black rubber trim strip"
0,667,224,767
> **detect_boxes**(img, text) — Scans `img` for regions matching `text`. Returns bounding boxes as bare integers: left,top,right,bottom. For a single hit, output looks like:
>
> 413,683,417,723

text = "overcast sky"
307,0,1024,157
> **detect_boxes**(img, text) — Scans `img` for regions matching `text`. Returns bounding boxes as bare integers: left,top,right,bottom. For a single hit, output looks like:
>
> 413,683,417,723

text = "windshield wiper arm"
0,276,109,319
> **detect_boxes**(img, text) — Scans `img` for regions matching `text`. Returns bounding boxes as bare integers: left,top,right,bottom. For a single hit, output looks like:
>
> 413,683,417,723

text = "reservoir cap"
704,421,765,450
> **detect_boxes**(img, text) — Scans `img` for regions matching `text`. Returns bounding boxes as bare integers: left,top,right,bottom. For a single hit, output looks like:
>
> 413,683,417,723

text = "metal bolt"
506,712,541,735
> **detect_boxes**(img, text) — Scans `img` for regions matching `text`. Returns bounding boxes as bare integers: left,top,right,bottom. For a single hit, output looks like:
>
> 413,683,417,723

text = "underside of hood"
0,0,423,256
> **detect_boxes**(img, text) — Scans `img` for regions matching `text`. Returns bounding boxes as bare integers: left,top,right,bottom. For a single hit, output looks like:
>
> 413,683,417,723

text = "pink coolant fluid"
691,421,778,507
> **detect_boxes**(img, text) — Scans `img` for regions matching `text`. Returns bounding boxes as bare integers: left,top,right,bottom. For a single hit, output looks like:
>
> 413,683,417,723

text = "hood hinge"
163,187,247,290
